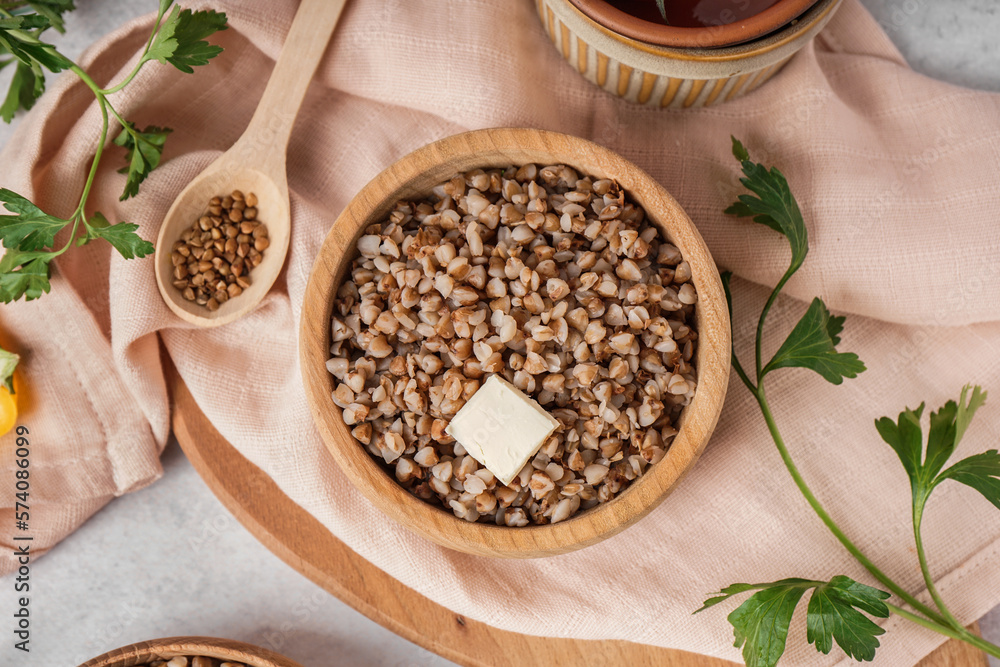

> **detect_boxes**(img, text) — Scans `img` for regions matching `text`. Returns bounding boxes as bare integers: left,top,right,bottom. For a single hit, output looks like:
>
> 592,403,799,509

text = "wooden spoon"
154,0,348,327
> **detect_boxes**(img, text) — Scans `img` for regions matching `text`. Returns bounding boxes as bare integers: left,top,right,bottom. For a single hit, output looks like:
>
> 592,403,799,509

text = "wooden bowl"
300,128,730,558
568,0,818,48
79,636,303,667
537,0,842,106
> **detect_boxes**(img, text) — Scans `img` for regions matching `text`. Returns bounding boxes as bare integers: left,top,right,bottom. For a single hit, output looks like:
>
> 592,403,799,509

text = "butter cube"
445,375,560,486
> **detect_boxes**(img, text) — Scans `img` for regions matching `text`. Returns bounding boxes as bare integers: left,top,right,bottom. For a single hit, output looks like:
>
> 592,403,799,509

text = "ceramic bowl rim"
566,0,819,48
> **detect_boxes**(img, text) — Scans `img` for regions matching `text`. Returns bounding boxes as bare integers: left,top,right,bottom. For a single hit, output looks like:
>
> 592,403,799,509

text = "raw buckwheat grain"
141,657,247,667
170,190,267,311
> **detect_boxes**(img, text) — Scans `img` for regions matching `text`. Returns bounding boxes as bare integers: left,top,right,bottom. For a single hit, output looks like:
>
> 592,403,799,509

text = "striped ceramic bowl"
536,0,842,107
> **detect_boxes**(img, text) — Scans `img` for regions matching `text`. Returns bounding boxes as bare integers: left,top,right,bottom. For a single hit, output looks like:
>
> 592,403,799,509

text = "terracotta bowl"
300,128,730,558
79,637,303,667
536,0,842,107
568,0,818,48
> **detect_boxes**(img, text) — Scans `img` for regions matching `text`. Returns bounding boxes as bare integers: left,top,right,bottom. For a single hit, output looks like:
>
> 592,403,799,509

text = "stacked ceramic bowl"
535,0,842,107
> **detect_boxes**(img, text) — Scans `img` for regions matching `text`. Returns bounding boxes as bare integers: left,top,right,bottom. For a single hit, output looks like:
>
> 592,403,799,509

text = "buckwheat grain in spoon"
154,0,348,327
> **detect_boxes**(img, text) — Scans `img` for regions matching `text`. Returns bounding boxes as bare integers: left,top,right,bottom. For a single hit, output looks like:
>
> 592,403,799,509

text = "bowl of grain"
300,128,730,558
79,636,302,667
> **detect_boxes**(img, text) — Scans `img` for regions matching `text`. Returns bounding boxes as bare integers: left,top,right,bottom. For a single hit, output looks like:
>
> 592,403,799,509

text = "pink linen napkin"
2,1,999,664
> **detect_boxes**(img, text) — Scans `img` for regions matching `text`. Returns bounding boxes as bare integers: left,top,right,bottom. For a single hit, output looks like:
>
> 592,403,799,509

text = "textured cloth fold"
1,1,999,664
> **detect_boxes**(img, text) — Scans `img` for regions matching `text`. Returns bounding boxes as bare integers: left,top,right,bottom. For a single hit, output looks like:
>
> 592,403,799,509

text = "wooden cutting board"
168,371,987,666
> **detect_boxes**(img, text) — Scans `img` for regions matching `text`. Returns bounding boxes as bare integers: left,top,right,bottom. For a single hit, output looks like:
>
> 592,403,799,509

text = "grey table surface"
1,1,998,665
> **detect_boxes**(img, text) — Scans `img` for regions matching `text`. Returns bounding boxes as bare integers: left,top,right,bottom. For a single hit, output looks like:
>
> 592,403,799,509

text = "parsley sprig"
0,5,73,122
0,0,227,302
698,577,890,666
697,138,1000,665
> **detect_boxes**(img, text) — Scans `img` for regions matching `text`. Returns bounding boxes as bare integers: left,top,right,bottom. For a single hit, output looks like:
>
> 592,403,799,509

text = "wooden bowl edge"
78,636,304,667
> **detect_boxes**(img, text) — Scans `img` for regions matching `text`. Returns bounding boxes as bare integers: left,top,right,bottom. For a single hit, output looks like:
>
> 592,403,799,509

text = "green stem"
891,604,1000,659
70,63,106,102
78,99,108,217
731,352,755,393
754,266,796,383
46,100,105,258
721,274,758,393
886,604,965,642
72,61,128,135
966,634,1000,659
69,65,110,208
100,59,148,96
49,63,112,253
100,2,168,95
49,212,82,258
913,498,966,632
103,98,128,129
754,385,950,627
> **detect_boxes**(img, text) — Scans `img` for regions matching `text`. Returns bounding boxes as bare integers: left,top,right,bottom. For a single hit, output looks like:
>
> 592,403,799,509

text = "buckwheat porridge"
325,164,697,526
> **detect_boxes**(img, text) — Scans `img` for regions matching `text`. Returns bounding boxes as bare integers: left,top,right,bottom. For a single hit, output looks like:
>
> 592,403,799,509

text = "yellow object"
0,384,15,437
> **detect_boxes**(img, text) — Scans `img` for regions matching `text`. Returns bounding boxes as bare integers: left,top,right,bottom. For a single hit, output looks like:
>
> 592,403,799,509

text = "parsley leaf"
25,0,76,34
0,15,53,31
697,581,768,612
0,18,71,73
729,585,808,667
876,386,990,498
806,576,890,661
697,578,813,667
762,297,867,384
0,190,62,302
698,576,889,667
955,384,987,447
83,212,154,259
0,60,42,122
919,386,996,510
145,4,228,74
0,5,73,122
0,188,70,250
0,346,18,394
875,403,925,485
725,136,808,275
925,398,959,480
937,450,1000,511
0,248,52,302
113,123,172,200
